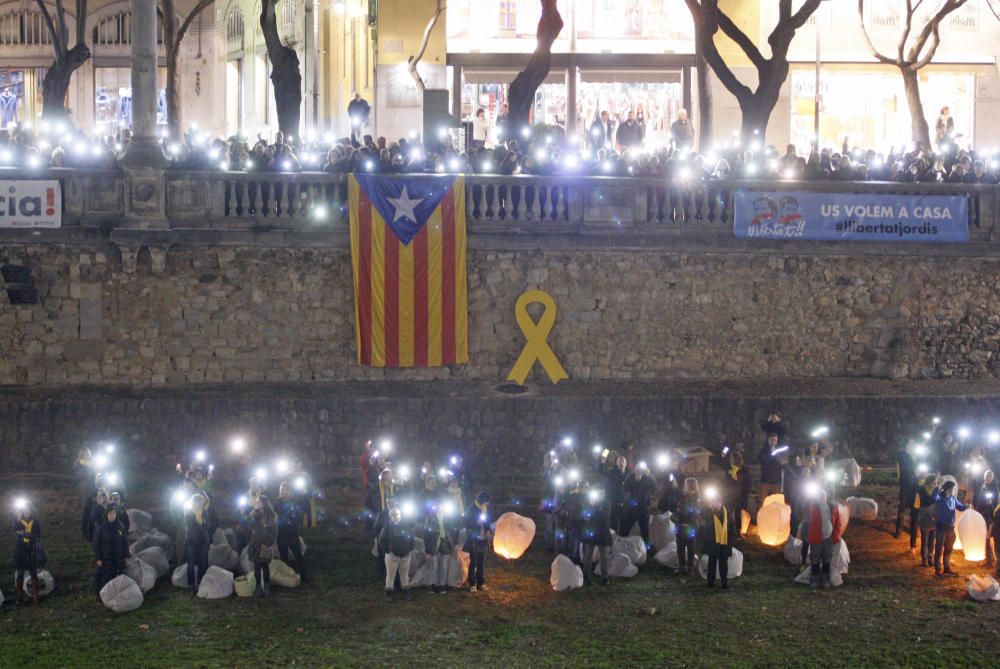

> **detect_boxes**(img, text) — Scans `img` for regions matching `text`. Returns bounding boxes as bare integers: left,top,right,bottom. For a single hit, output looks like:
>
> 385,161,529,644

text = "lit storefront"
446,0,695,142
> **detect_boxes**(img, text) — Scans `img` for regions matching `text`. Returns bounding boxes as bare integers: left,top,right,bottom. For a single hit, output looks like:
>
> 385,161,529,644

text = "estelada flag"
348,174,468,367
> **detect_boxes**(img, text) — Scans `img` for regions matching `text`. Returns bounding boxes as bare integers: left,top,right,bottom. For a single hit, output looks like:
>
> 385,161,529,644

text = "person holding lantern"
673,478,702,576
933,480,967,578
464,491,493,592
13,500,42,606
699,489,738,589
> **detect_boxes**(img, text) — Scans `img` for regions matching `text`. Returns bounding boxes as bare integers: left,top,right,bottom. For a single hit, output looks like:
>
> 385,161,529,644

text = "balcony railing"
4,167,997,242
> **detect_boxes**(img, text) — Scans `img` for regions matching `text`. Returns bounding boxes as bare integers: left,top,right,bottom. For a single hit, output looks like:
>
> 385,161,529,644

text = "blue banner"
733,191,969,242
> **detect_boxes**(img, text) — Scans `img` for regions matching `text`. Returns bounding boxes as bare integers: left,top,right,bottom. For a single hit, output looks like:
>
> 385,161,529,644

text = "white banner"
0,180,61,228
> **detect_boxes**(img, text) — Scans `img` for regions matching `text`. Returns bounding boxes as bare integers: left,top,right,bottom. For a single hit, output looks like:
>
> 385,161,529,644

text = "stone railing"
3,167,997,241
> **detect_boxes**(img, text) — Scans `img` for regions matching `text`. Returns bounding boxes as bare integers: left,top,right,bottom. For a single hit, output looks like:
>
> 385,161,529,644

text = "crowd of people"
4,111,1000,187
7,413,1000,605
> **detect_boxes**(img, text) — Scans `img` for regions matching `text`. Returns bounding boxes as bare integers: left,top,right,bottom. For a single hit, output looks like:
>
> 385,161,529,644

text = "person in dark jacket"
14,502,42,605
914,474,940,568
556,479,585,564
760,412,787,440
275,482,307,580
423,500,460,593
933,480,967,577
464,492,493,592
379,508,414,599
581,485,613,585
602,455,628,534
976,470,998,568
723,451,752,536
110,491,130,534
615,112,642,151
82,486,110,543
93,506,128,592
589,111,614,151
348,93,371,143
248,495,277,597
184,493,213,594
758,434,785,502
699,491,738,588
670,109,694,149
622,464,656,545
895,441,919,540
657,469,681,516
674,478,702,576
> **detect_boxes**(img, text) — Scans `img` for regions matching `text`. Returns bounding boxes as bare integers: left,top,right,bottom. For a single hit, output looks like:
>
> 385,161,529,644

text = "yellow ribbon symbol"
507,290,569,385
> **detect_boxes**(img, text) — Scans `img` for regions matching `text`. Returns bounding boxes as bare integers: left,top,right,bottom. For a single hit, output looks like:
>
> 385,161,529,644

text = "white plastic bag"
783,536,804,565
613,535,647,566
844,497,878,521
649,513,675,552
550,554,584,591
127,509,153,534
171,564,189,588
21,570,55,597
698,548,744,580
130,529,173,556
596,552,639,578
237,546,253,576
653,544,679,569
409,560,434,587
269,559,301,588
831,540,850,575
100,575,143,612
125,558,156,593
196,566,234,599
838,459,862,487
967,575,1000,602
793,565,844,587
136,546,170,580
208,543,239,571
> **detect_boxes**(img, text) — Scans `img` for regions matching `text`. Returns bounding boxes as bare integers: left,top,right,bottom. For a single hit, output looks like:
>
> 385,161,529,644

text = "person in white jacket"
472,108,491,149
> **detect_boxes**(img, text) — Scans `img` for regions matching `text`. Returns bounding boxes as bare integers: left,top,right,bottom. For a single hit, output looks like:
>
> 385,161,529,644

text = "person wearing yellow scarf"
700,496,736,589
14,508,41,605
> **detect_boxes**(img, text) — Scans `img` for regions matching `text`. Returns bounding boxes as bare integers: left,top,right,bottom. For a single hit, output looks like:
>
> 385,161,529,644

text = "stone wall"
2,242,1000,385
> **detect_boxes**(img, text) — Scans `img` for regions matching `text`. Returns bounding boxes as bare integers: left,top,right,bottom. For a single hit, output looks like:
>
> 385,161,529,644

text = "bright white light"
922,432,931,440
275,458,291,475
568,468,580,483
783,169,795,180
678,167,691,181
521,127,531,139
282,159,292,171
448,158,460,171
401,500,416,518
564,155,579,169
804,481,821,497
255,466,268,482
637,460,648,471
14,497,27,511
398,464,411,481
825,470,839,483
104,443,116,454
105,472,119,485
932,417,941,425
294,476,307,492
365,160,374,171
482,160,493,172
438,467,449,480
94,454,109,469
442,500,456,517
553,475,565,488
230,436,247,454
988,430,1000,445
588,488,603,504
238,495,248,507
172,489,186,505
970,462,983,476
592,444,603,454
656,453,671,470
313,204,328,220
704,485,719,501
811,426,829,439
450,456,458,466
219,161,230,171
916,463,929,475
745,163,759,176
535,149,547,162
602,160,612,173
561,437,573,448
27,155,40,168
183,498,193,511
914,445,928,458
0,150,13,162
958,427,972,440
380,440,393,454
195,450,207,463
168,143,180,155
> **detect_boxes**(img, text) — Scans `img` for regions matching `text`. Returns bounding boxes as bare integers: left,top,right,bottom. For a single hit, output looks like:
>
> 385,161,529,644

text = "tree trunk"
165,45,180,138
261,0,302,138
695,36,712,150
740,96,773,144
901,66,931,148
507,0,563,131
41,44,90,121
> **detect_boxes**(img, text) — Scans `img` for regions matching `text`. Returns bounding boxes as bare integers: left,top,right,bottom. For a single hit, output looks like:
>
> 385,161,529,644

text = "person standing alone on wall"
349,92,371,146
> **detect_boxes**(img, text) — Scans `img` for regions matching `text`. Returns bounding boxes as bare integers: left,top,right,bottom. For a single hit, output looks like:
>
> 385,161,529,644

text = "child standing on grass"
803,488,842,588
13,502,41,606
379,508,414,600
93,506,128,593
673,478,701,576
464,492,493,592
914,474,940,569
249,495,277,598
933,480,967,578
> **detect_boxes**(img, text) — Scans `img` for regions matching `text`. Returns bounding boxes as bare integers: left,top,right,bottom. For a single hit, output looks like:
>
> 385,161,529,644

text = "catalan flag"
348,174,468,367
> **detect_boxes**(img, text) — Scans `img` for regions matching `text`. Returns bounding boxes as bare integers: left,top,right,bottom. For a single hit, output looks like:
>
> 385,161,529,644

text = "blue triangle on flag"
355,174,457,245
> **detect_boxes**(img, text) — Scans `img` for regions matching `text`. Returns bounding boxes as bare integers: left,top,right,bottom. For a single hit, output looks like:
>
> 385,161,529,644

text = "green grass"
1,484,998,668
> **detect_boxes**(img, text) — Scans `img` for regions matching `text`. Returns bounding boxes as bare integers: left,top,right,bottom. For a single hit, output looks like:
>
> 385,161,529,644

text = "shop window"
94,67,167,130
0,67,46,129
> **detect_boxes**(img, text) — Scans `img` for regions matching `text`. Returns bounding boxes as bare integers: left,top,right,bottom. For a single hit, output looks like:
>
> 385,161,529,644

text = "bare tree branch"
716,10,766,71
75,0,87,46
34,0,64,58
856,0,897,65
407,0,444,94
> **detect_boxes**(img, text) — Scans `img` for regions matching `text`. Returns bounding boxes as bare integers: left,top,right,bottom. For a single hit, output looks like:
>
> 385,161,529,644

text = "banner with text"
733,191,968,242
0,180,61,228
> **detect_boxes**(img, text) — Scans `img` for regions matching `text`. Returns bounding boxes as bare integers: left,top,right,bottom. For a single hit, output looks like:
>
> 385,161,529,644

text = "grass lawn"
1,483,998,668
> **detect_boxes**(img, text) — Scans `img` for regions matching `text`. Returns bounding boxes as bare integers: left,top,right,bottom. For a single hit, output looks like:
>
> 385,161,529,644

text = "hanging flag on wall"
348,174,468,367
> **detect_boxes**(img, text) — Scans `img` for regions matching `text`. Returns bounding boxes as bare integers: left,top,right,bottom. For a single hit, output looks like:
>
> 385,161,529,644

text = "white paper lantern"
953,509,964,551
957,509,987,562
762,493,786,508
758,501,791,546
740,509,751,536
493,512,536,560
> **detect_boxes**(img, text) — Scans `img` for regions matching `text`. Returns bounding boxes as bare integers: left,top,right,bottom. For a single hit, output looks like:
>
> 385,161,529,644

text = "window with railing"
499,1,516,30
226,7,245,51
92,10,164,46
0,8,52,45
279,0,295,36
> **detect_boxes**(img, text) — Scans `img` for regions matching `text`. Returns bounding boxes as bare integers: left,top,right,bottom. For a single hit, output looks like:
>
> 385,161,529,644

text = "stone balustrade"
2,167,997,241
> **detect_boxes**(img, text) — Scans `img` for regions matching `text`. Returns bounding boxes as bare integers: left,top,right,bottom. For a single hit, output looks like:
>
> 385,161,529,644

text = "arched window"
92,9,164,46
0,7,52,45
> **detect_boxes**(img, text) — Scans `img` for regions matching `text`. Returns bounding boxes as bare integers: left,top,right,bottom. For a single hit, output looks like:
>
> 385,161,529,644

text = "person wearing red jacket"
804,488,842,588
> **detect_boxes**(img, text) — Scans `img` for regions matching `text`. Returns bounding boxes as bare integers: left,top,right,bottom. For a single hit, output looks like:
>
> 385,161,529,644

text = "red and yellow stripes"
348,176,468,367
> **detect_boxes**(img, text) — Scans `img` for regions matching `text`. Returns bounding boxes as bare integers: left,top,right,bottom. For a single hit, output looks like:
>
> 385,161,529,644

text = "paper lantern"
740,509,751,536
493,512,536,560
757,501,791,546
953,509,964,551
837,503,850,536
967,575,1000,602
762,493,786,508
957,509,987,562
